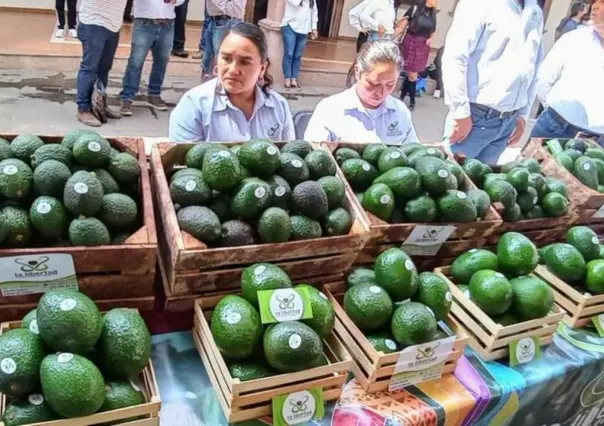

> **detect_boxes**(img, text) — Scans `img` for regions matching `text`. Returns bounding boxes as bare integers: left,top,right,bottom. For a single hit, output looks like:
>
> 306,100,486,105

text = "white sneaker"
433,89,441,99
68,29,77,38
55,29,65,38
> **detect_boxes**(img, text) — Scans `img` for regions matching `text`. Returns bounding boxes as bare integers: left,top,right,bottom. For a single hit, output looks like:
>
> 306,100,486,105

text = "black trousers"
124,0,133,19
173,0,189,51
55,0,77,29
356,32,368,53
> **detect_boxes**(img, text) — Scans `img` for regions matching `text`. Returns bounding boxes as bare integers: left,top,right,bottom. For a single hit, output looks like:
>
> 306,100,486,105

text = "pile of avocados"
449,232,554,325
0,290,151,425
171,140,353,247
0,131,141,248
333,143,490,224
545,138,604,193
540,226,604,294
462,157,570,221
210,264,335,380
344,248,453,353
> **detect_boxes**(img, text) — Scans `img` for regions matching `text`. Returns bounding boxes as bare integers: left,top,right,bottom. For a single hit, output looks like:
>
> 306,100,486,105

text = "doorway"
317,0,335,37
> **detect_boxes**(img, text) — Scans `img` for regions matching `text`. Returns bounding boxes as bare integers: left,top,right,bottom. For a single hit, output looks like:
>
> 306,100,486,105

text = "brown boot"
147,95,168,111
192,50,203,59
120,100,133,116
77,110,102,127
105,104,122,119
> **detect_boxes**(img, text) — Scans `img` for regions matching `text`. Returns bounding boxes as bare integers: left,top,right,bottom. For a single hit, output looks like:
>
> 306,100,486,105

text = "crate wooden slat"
323,281,468,393
192,297,351,424
151,142,370,296
0,320,160,426
434,266,565,361
534,265,604,328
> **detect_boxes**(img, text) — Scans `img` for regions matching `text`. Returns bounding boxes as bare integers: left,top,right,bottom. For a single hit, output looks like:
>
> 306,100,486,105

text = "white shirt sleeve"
304,101,333,142
349,1,366,32
311,2,318,31
535,36,567,107
518,40,544,120
442,0,487,119
357,2,381,32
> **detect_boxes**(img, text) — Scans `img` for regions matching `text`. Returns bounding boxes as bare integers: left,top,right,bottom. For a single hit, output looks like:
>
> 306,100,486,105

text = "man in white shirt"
442,0,544,164
349,0,371,51
76,0,128,127
531,0,604,139
119,0,185,116
357,0,396,41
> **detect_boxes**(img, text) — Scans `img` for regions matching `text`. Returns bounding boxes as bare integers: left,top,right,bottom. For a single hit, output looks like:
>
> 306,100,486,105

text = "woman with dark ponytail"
169,23,295,142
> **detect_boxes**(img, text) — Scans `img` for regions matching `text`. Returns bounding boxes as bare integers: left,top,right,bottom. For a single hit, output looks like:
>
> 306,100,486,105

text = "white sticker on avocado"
37,202,51,215
533,197,538,204
369,285,382,294
57,353,73,363
1,358,16,374
218,150,231,158
385,339,397,351
464,289,471,298
255,265,267,276
495,272,505,279
255,187,266,198
275,186,286,197
470,249,477,253
185,180,197,192
586,292,592,297
593,237,599,245
226,312,241,325
391,151,401,159
267,146,278,156
585,163,592,171
88,141,101,152
291,159,303,168
29,320,39,335
426,306,435,317
405,259,414,271
130,381,141,392
319,292,328,300
28,394,44,406
3,165,17,176
427,148,436,155
362,163,371,172
446,292,453,302
438,169,449,178
60,298,77,311
289,334,302,349
74,182,88,195
456,192,467,199
380,195,391,204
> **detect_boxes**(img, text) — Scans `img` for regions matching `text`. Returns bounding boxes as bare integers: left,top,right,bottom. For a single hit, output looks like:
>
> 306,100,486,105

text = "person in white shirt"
119,0,185,116
280,0,318,89
349,0,371,51
442,0,544,164
532,0,604,139
304,40,419,144
357,0,396,41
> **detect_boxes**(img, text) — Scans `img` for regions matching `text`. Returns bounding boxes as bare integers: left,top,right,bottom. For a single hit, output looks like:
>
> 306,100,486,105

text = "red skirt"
400,33,430,73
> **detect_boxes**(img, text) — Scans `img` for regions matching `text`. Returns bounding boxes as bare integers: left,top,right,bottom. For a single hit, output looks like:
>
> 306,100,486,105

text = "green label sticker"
592,314,604,337
509,336,541,366
273,388,324,426
258,287,313,324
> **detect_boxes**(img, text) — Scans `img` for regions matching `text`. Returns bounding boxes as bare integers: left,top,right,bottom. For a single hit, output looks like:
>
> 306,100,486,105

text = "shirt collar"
213,79,275,113
343,85,397,116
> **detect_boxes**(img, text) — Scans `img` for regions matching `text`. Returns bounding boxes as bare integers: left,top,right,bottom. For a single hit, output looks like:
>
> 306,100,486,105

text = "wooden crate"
151,142,370,296
324,282,468,393
0,320,161,426
192,296,351,424
534,265,604,328
434,266,565,361
0,135,157,320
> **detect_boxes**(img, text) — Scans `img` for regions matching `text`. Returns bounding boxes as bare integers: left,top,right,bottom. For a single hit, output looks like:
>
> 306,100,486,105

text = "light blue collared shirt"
169,78,295,142
303,85,419,144
442,0,544,120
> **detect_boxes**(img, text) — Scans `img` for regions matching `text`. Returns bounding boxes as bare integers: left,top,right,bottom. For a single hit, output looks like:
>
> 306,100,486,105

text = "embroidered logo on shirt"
267,124,280,137
387,121,403,137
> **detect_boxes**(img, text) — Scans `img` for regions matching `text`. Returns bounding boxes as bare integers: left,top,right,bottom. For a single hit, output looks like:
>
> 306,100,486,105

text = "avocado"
490,311,519,327
592,158,604,184
241,263,292,307
565,138,587,153
0,158,33,200
208,192,234,222
574,156,599,190
554,152,574,172
33,160,71,198
291,180,329,219
378,147,407,173
10,134,44,163
362,183,394,222
414,156,458,195
0,138,9,161
586,147,604,162
467,189,491,218
2,394,58,426
373,167,422,200
30,196,68,239
483,173,507,186
63,170,104,216
265,175,292,209
462,158,490,185
567,226,600,261
445,160,464,184
228,360,274,381
542,192,569,217
317,176,345,209
92,168,120,194
346,267,376,288
413,272,452,320
169,174,211,207
40,353,105,417
220,220,256,247
69,217,110,246
281,140,313,158
391,302,437,346
484,179,517,209
528,173,548,199
98,308,152,378
516,187,539,214
509,276,554,320
31,143,73,169
203,149,243,191
170,167,204,183
258,207,291,243
525,205,545,219
111,232,131,245
362,144,387,166
506,167,530,192
543,243,587,282
263,321,323,373
451,248,498,283
100,380,146,416
278,153,310,186
344,283,393,331
298,284,335,338
405,194,438,222
108,153,141,183
238,139,281,176
586,260,604,294
497,232,539,277
290,215,322,240
229,178,271,219
322,207,352,236
177,206,221,242
98,193,138,230
503,203,522,222
366,332,400,354
1,206,32,247
21,309,39,335
374,248,418,301
73,133,112,167
517,158,542,174
185,144,219,169
406,149,428,166
340,158,379,191
305,150,337,179
469,270,513,315
437,190,478,223
334,147,361,164
0,329,45,397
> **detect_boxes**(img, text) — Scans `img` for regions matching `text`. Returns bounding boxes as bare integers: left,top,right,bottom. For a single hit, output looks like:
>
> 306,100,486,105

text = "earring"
212,66,218,76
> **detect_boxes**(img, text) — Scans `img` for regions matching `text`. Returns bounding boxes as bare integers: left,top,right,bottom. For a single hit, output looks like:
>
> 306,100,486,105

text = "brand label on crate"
0,254,78,296
592,314,604,337
389,335,456,391
273,388,324,426
258,287,313,324
509,336,541,366
401,225,457,256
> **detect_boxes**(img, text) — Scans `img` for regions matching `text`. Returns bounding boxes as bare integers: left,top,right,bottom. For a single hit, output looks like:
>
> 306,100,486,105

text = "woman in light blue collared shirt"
169,23,295,142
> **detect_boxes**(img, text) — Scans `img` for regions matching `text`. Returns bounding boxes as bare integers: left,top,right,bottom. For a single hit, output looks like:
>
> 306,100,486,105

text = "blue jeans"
281,25,308,79
369,31,392,41
448,104,518,165
531,108,587,139
202,18,215,74
120,19,175,101
76,23,120,112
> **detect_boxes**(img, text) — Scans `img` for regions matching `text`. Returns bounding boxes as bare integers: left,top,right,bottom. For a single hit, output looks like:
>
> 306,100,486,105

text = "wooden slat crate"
324,281,468,393
0,320,161,426
434,266,565,361
192,296,351,424
0,135,157,321
151,142,370,297
534,265,604,328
